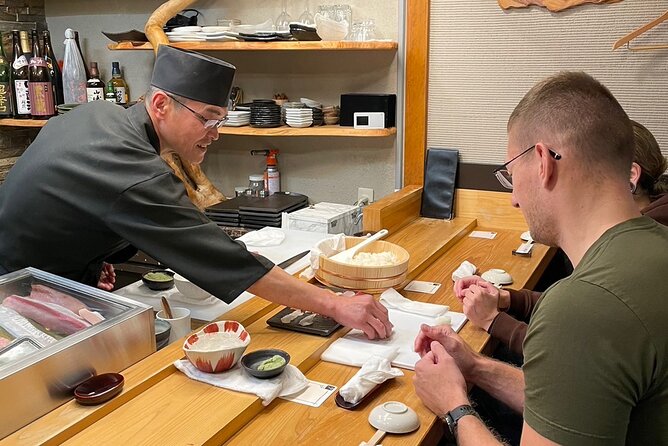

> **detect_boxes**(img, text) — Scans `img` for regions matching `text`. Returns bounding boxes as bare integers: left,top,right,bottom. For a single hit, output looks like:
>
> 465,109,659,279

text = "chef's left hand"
97,262,116,291
333,292,393,340
414,340,470,415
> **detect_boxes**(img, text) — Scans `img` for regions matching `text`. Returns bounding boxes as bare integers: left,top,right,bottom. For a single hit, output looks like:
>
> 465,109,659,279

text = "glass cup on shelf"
275,0,292,31
298,1,315,26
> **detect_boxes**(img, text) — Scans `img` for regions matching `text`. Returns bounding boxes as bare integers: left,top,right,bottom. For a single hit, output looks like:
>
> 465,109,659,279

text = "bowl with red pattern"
183,321,251,373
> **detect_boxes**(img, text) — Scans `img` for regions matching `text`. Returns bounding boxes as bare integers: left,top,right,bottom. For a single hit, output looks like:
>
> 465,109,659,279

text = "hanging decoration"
498,0,623,13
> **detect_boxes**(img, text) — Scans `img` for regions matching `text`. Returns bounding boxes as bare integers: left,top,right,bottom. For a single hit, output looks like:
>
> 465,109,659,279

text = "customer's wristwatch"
439,404,479,439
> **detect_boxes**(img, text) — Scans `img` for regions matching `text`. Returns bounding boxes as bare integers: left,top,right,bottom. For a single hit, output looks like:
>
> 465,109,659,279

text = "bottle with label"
104,83,117,103
108,62,128,105
250,149,281,195
28,29,55,119
62,28,87,104
11,30,30,118
0,33,13,117
42,30,63,106
86,62,104,102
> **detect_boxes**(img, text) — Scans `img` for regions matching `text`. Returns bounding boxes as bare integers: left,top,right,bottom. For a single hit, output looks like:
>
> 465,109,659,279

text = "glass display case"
0,268,154,438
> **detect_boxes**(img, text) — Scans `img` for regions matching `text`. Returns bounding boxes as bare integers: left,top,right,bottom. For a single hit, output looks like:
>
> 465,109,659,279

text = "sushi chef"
0,45,392,340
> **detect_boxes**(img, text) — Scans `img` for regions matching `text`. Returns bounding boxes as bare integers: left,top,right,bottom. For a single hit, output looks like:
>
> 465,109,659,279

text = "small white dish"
369,401,420,433
170,26,203,34
481,268,513,286
520,231,533,243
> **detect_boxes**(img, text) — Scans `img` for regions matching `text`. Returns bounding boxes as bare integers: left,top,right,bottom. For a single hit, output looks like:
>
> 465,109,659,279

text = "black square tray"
267,307,341,337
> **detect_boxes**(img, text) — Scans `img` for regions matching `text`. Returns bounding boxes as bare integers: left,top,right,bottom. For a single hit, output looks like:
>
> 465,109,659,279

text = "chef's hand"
414,341,469,416
97,262,116,291
333,292,393,340
462,282,501,332
414,324,479,381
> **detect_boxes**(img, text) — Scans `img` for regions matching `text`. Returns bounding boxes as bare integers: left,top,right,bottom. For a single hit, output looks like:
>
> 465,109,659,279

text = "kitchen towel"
174,360,308,406
339,355,404,405
451,260,477,282
237,227,286,247
380,288,449,318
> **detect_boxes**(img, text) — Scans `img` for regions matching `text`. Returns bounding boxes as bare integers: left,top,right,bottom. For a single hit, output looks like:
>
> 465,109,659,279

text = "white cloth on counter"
380,288,449,318
174,360,308,406
321,339,399,368
237,227,286,247
299,233,347,280
339,355,404,405
451,260,477,282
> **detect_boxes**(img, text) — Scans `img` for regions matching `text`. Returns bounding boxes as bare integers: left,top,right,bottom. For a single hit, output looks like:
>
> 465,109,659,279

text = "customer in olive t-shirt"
411,71,668,446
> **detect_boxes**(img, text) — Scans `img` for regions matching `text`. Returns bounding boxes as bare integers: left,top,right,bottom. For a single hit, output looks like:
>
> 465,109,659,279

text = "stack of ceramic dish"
56,103,80,115
300,97,322,109
285,107,313,128
309,106,324,126
165,26,206,42
250,100,281,128
224,110,251,127
323,105,340,125
281,102,305,124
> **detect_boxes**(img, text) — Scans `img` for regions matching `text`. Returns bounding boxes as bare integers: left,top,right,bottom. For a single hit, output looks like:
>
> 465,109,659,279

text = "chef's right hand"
333,292,393,340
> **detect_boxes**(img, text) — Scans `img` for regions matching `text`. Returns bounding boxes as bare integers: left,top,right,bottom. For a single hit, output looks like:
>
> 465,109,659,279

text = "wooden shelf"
108,40,398,51
0,118,47,127
218,125,396,137
0,119,395,137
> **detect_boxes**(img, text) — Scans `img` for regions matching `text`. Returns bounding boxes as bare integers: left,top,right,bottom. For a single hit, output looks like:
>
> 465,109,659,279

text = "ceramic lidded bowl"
183,321,250,373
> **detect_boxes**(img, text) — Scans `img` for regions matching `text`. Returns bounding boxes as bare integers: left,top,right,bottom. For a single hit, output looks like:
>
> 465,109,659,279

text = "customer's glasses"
493,144,562,190
165,93,228,129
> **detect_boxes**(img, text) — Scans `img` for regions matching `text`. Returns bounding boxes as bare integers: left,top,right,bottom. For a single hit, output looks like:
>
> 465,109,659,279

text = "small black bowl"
142,270,174,291
74,372,124,405
155,319,171,350
241,349,290,379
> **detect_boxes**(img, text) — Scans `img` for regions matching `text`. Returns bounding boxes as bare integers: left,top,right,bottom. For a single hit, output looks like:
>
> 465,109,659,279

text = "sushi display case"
0,268,155,439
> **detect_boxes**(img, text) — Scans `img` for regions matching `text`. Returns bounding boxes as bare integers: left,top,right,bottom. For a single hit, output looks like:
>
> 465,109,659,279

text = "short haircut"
508,71,634,180
632,120,668,196
144,85,188,109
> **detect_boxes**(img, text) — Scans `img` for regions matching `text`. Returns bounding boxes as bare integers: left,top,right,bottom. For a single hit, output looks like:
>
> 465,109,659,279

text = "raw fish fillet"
3,295,91,336
280,309,303,324
0,337,10,348
0,305,57,346
30,284,88,314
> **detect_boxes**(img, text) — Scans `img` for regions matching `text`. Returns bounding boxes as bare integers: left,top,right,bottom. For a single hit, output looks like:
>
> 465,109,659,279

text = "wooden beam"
403,0,430,186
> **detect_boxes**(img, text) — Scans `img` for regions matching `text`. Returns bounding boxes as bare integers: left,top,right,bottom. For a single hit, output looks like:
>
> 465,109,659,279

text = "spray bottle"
250,149,280,195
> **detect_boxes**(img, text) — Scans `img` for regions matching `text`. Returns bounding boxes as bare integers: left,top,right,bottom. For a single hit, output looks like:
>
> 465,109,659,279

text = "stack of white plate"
224,110,251,127
285,108,313,128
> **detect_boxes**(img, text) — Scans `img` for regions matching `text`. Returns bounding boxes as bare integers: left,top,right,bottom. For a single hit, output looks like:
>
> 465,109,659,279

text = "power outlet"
357,187,374,204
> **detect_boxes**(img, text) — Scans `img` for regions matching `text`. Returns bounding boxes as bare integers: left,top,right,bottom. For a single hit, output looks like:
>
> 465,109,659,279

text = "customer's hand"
414,324,480,381
97,262,116,291
453,275,492,300
461,281,501,331
333,292,393,340
414,341,470,415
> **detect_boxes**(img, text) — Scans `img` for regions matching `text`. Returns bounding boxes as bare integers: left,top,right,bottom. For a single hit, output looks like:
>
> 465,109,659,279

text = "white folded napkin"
321,339,399,368
174,360,308,406
299,233,347,280
380,288,449,318
339,355,404,404
451,260,477,282
237,227,286,247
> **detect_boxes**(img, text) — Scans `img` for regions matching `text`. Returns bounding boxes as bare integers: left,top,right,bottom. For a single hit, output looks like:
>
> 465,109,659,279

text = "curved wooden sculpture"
498,0,622,12
145,0,226,210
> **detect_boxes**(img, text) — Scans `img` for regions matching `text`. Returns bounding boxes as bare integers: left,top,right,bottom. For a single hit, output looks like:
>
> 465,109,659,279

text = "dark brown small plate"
335,381,383,410
74,373,124,405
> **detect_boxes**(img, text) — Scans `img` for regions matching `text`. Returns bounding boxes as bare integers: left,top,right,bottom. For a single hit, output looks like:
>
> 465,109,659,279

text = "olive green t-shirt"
523,217,668,445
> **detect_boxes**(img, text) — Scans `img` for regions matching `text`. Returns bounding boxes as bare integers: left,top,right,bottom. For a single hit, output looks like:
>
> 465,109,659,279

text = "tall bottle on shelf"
28,29,55,118
11,30,30,118
108,62,128,105
42,30,63,106
62,28,87,104
86,62,104,102
0,33,13,117
73,31,90,80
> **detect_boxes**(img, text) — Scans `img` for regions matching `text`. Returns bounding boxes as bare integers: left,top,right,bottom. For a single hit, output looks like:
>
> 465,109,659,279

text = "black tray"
267,307,341,337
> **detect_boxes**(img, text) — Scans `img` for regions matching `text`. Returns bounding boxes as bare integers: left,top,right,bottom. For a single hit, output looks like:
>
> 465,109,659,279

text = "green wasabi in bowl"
143,271,173,282
257,354,286,371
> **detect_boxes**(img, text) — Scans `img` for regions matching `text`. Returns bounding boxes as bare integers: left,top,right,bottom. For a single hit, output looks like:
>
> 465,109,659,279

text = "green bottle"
0,33,12,117
104,82,116,103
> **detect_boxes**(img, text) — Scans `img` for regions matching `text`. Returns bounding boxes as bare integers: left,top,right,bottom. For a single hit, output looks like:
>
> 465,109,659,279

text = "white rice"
346,251,398,267
193,332,244,351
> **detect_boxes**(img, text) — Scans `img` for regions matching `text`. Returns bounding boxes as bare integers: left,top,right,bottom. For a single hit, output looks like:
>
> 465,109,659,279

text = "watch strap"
442,404,478,439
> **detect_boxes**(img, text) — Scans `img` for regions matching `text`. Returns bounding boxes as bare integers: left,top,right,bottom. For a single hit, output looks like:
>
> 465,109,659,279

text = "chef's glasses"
493,144,562,190
165,93,228,129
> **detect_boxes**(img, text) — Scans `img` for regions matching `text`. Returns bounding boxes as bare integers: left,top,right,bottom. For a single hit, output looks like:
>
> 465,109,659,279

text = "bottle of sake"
86,62,104,102
11,30,30,118
0,33,13,117
28,29,55,118
108,62,128,104
42,30,63,105
73,30,90,80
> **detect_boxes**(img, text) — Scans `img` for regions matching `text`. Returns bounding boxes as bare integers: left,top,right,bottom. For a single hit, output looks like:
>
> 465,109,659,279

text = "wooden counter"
2,187,553,446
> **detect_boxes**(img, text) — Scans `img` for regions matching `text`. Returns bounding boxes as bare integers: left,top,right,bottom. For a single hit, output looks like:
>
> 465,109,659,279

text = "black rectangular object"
267,307,341,337
421,148,459,220
340,93,396,128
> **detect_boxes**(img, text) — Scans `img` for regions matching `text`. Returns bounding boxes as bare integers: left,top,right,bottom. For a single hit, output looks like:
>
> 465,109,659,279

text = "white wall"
427,0,668,165
44,0,400,204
